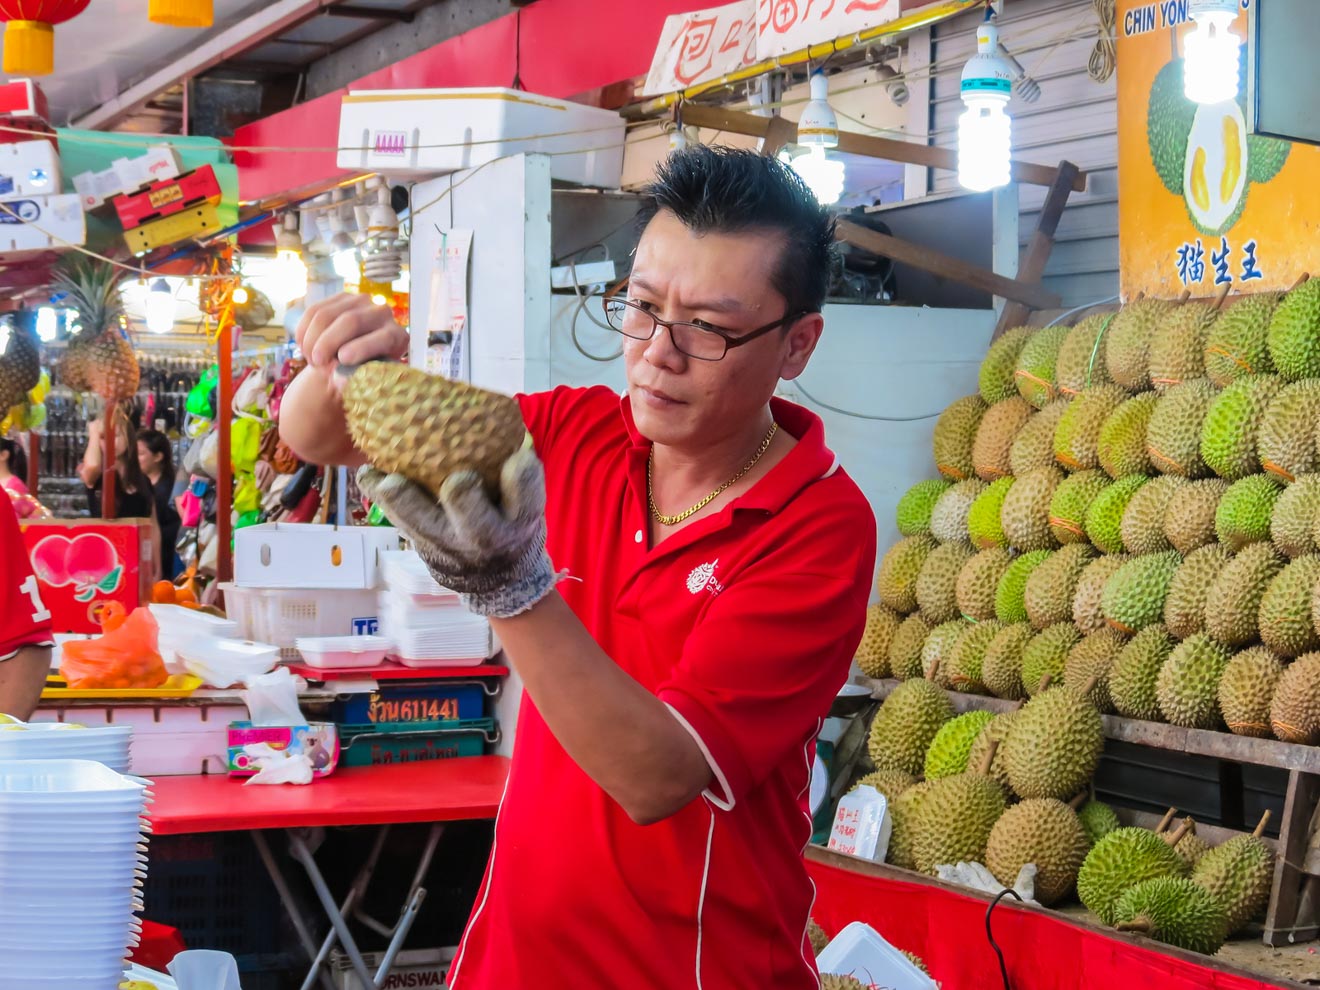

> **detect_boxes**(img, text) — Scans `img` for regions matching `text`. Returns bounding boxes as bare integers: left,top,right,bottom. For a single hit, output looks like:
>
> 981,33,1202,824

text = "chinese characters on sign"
1174,236,1264,288
642,1,758,97
756,0,900,60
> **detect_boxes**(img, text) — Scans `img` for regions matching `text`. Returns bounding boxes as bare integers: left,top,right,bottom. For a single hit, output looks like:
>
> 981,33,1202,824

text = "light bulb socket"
797,71,839,149
961,23,1013,105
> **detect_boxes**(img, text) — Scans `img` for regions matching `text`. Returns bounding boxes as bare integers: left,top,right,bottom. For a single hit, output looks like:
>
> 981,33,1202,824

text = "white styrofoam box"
388,620,496,665
149,603,240,671
380,549,460,603
177,637,280,689
336,87,625,188
296,635,392,669
0,140,59,197
70,145,181,211
234,524,400,589
29,704,243,776
815,922,937,990
221,584,382,657
0,193,85,258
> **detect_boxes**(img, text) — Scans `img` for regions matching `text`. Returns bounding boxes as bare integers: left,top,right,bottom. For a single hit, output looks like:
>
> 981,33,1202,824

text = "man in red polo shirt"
280,145,876,988
1,490,54,719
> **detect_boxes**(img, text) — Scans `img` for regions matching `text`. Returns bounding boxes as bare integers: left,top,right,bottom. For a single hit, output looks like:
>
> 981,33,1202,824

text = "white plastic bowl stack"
377,551,497,666
0,759,153,989
0,721,133,773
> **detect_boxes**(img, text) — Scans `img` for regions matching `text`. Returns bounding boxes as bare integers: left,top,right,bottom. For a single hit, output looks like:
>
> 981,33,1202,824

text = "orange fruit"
152,581,176,604
173,585,197,604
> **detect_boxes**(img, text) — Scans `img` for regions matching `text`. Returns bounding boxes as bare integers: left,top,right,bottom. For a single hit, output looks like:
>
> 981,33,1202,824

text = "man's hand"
356,447,558,618
296,293,409,383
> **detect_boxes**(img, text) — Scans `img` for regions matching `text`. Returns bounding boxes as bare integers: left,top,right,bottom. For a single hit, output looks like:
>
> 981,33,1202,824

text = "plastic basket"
219,584,382,659
338,718,498,768
331,680,495,725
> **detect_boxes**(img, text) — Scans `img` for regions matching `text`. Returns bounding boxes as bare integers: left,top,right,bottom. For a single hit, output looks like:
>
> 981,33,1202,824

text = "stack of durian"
849,279,1320,956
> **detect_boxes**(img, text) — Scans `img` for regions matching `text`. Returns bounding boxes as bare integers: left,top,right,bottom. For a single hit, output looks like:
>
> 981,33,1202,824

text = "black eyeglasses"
600,296,807,362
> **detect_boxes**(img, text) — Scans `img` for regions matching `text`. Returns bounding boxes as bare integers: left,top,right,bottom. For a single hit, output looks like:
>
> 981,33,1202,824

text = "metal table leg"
298,827,394,990
288,828,377,990
250,830,338,990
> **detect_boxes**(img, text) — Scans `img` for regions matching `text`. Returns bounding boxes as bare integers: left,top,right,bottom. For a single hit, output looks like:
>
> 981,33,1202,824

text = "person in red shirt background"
0,490,54,719
280,146,876,989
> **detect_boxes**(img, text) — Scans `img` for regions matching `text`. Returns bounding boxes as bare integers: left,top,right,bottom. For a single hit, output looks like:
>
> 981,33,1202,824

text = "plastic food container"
176,637,280,688
295,635,393,669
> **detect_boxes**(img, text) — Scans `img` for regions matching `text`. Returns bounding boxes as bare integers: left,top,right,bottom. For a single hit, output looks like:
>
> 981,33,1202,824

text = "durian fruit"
852,767,916,800
915,541,977,623
1049,471,1111,545
1106,298,1175,392
921,620,969,687
1270,651,1320,743
1164,478,1230,554
946,620,1002,694
981,623,1033,700
1156,633,1233,728
341,362,526,497
933,394,988,481
1265,278,1320,381
985,798,1091,905
995,550,1054,624
1113,875,1229,954
1074,554,1130,634
0,316,40,414
1199,374,1284,480
956,549,1014,621
1025,543,1096,629
1110,625,1177,721
908,756,1008,875
890,613,934,680
1056,313,1116,397
1145,378,1218,478
896,479,953,537
1258,379,1320,482
930,479,988,543
1076,825,1190,926
1270,474,1320,558
1014,324,1071,408
1054,384,1128,472
1164,543,1235,639
1191,813,1276,935
886,780,937,869
1120,475,1185,554
924,710,996,779
1086,476,1150,554
1001,681,1104,801
1063,629,1128,713
867,677,954,774
1204,293,1278,386
900,951,930,976
819,976,867,990
1098,393,1160,479
876,534,939,613
967,711,1018,791
1218,646,1285,737
980,327,1035,403
1204,541,1286,646
1258,556,1320,657
1021,623,1083,696
856,604,903,678
967,478,1014,549
1010,399,1070,476
1215,474,1284,551
1077,798,1121,846
1001,467,1064,551
973,397,1034,481
807,918,830,956
1168,819,1212,868
1102,551,1182,634
1148,299,1219,390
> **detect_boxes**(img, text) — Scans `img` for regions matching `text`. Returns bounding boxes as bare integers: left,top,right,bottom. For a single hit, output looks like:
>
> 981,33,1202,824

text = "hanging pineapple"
52,258,139,402
0,314,41,415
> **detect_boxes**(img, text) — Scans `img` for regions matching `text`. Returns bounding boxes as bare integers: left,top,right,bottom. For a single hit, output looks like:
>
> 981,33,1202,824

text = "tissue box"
226,721,339,778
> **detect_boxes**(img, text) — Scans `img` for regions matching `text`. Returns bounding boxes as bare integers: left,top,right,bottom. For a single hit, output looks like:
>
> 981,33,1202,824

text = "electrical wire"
1044,294,1121,326
566,253,622,362
790,377,946,422
1088,0,1118,84
986,887,1023,990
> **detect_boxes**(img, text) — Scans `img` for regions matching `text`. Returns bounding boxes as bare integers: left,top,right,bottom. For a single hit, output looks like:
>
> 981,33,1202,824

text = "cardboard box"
19,519,154,634
0,140,59,197
112,164,221,229
123,202,221,255
227,721,339,777
0,79,49,123
0,192,85,259
31,702,244,776
331,946,456,990
234,524,400,589
72,145,181,211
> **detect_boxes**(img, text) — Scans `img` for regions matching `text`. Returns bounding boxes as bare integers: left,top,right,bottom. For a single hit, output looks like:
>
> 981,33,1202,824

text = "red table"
147,758,510,990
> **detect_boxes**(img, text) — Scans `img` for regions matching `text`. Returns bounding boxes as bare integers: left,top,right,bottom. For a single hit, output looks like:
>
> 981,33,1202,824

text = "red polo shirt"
1,493,53,663
448,385,876,990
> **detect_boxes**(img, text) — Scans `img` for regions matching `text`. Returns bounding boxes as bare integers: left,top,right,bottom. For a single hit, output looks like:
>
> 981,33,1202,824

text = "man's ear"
779,313,825,381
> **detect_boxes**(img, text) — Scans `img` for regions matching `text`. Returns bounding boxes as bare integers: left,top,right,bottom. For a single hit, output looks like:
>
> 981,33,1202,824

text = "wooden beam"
835,219,1061,311
994,160,1081,337
761,114,798,159
676,103,1086,191
1264,770,1320,946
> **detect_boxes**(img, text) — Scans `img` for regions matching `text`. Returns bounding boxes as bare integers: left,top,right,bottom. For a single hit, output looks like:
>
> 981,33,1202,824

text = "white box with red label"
71,145,182,210
0,140,59,197
0,192,85,258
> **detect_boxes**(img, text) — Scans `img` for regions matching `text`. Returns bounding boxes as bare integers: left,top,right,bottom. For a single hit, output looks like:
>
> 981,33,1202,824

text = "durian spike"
1252,810,1272,838
976,739,1000,775
1162,820,1193,847
1156,807,1179,833
1067,790,1089,811
1212,282,1232,310
1287,273,1310,292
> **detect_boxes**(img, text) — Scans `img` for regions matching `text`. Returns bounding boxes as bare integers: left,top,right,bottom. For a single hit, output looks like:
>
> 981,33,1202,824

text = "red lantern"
0,0,91,76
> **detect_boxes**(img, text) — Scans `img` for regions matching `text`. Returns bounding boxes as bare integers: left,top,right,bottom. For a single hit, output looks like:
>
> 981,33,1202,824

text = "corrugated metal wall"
922,0,1120,310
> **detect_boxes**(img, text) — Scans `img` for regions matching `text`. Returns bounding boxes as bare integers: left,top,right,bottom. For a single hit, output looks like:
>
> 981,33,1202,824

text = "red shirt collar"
619,393,839,517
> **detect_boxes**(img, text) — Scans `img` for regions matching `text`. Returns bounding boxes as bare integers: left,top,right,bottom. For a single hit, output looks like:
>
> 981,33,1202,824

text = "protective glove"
356,447,557,618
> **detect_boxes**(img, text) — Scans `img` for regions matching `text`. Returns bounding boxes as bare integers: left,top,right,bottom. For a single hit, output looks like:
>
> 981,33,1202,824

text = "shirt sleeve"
0,496,54,662
656,503,876,809
516,385,616,466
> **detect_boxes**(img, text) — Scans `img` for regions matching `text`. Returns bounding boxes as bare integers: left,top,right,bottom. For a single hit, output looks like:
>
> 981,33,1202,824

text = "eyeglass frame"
599,292,811,362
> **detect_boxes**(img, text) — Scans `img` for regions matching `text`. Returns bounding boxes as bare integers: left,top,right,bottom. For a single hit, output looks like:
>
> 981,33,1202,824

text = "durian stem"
1287,273,1310,292
1037,674,1053,692
926,658,941,682
1067,791,1088,811
1155,807,1178,833
1212,281,1232,310
1163,820,1192,847
976,739,1000,776
1253,810,1272,838
1115,918,1154,936
1080,674,1100,697
1178,289,1192,304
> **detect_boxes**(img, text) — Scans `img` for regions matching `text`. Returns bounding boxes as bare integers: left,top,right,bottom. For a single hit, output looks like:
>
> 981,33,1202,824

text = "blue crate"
331,680,490,725
339,718,499,768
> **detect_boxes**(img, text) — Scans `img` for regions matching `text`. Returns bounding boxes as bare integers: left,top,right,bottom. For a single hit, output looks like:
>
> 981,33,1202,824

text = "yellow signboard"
1117,0,1320,300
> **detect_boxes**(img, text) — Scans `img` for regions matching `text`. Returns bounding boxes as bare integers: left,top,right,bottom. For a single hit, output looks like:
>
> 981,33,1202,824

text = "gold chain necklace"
648,422,779,526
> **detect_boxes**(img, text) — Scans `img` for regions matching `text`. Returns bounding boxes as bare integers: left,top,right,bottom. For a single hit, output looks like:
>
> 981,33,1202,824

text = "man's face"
623,209,822,448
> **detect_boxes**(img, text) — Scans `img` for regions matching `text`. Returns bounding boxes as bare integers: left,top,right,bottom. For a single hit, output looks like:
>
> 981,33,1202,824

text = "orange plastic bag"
60,606,169,691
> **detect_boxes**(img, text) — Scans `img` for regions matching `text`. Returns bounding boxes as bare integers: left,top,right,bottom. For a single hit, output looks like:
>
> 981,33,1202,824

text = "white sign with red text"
756,0,900,60
642,1,759,97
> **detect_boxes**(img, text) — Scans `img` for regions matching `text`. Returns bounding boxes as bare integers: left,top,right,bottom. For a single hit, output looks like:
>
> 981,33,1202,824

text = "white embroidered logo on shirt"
686,559,723,596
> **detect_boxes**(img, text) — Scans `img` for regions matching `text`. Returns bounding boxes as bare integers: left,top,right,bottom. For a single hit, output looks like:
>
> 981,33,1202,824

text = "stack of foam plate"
0,720,132,773
0,759,152,989
377,550,497,666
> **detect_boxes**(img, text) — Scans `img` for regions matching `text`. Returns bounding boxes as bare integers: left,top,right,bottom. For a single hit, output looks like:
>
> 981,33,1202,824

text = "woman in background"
0,437,32,517
79,405,163,579
137,429,181,580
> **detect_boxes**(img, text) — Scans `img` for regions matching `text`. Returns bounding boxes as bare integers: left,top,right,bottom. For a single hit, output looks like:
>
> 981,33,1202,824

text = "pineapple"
52,258,138,401
341,362,527,497
0,316,40,414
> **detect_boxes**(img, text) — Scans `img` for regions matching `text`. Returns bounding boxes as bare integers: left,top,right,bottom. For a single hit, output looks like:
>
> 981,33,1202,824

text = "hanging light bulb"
782,147,846,205
1183,0,1241,104
957,17,1014,192
272,212,309,302
333,249,361,284
145,278,176,334
785,71,845,205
